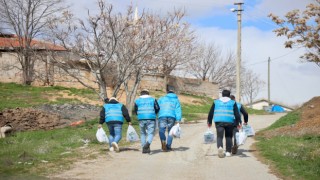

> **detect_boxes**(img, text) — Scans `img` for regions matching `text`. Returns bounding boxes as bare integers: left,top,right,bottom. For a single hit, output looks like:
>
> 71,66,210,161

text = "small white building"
245,98,294,112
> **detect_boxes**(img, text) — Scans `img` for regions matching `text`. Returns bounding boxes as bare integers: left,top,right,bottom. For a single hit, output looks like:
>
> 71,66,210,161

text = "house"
245,98,294,112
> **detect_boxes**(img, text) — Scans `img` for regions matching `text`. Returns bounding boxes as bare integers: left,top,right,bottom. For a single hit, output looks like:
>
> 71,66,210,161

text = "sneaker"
166,145,173,152
109,147,114,152
161,141,167,152
218,147,225,158
225,152,231,157
142,142,150,154
112,142,120,152
231,145,238,154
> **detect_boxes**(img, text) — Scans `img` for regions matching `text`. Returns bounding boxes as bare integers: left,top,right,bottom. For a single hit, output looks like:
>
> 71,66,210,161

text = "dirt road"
51,113,285,180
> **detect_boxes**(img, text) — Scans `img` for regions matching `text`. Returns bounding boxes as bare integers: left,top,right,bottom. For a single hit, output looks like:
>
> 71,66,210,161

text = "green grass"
256,135,320,180
246,108,269,115
0,82,96,110
256,110,320,180
0,118,140,177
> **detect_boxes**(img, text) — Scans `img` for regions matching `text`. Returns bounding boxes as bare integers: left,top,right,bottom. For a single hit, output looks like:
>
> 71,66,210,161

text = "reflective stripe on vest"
213,99,235,123
135,97,156,120
104,103,124,123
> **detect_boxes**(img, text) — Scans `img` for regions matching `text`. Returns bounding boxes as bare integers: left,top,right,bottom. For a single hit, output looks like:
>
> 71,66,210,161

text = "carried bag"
169,123,181,138
236,131,247,146
242,125,255,136
204,128,216,144
96,128,109,143
126,125,140,142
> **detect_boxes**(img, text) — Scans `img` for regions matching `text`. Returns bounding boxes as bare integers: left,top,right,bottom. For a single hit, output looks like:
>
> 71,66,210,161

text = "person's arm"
175,99,182,122
154,99,160,114
98,107,105,128
134,102,138,115
233,103,241,126
121,105,132,124
240,105,248,124
207,102,215,127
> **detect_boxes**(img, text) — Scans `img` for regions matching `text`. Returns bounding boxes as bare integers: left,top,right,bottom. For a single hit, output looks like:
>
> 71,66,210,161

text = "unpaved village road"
50,113,286,180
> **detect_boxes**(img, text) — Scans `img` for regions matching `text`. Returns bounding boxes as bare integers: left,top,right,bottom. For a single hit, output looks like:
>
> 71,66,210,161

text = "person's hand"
128,122,132,126
98,124,102,129
208,124,212,128
175,121,179,125
237,125,241,130
243,122,247,126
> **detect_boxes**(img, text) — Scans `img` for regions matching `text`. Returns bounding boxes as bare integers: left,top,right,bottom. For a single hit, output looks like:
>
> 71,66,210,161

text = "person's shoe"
218,147,225,158
112,142,120,153
225,152,231,157
161,141,167,152
232,145,238,154
109,147,114,152
166,145,173,152
142,142,150,154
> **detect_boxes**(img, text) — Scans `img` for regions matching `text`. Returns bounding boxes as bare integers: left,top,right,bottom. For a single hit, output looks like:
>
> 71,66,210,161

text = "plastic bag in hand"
169,123,181,138
204,128,216,144
242,125,255,136
96,128,109,143
126,125,140,142
236,131,247,146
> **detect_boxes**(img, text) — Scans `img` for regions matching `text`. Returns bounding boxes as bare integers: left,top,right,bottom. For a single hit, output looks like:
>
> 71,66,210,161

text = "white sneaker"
112,142,120,152
225,152,231,157
218,147,225,158
109,147,114,152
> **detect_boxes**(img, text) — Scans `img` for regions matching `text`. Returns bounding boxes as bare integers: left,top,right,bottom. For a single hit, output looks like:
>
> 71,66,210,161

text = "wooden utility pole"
268,57,271,106
234,2,243,102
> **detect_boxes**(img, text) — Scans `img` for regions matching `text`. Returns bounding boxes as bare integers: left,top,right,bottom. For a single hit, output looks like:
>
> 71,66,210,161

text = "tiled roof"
0,36,66,51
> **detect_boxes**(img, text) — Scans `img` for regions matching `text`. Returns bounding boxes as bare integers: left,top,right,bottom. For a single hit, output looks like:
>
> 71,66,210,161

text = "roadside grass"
0,82,96,111
0,118,140,178
246,108,269,115
256,110,320,180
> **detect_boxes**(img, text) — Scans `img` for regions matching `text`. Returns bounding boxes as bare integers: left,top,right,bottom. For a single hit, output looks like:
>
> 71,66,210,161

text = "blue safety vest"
135,97,156,120
104,103,124,123
213,99,235,123
158,93,181,120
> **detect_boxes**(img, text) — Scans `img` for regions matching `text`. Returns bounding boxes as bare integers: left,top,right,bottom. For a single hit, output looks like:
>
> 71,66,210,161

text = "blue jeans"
107,123,122,147
159,117,175,148
139,120,156,147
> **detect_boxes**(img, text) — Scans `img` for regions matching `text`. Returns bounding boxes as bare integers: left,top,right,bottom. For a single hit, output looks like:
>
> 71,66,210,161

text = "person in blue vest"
99,97,131,153
230,95,248,154
207,90,241,158
134,89,160,154
157,86,181,152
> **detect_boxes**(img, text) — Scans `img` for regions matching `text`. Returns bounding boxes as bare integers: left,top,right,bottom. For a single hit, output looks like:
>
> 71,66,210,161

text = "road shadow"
119,147,140,152
150,146,190,155
235,148,256,158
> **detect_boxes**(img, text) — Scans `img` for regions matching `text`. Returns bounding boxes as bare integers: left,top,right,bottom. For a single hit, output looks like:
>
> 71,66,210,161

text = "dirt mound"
264,96,320,137
0,104,101,132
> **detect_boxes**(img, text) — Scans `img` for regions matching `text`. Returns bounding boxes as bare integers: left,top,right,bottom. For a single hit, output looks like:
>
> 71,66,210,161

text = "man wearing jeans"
157,86,181,152
99,97,131,153
207,90,240,158
134,89,160,154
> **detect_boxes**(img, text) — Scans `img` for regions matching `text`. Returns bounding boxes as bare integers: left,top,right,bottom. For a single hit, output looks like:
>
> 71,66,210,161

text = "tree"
269,0,320,67
241,69,265,107
0,0,66,85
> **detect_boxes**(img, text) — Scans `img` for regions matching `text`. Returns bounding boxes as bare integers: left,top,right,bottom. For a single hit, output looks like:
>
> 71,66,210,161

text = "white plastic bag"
242,125,255,136
169,123,181,138
126,125,140,142
236,131,247,146
204,128,216,144
96,128,109,143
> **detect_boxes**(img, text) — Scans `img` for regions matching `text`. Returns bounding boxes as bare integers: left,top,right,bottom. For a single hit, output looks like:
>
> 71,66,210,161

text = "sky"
69,0,320,107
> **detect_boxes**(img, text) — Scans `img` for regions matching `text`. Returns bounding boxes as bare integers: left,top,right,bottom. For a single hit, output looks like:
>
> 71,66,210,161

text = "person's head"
103,98,109,103
140,89,149,95
230,95,235,100
222,90,231,97
109,97,118,102
167,85,175,93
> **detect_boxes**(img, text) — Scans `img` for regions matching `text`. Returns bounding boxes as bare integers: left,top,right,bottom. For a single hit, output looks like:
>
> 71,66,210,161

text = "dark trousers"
215,122,233,153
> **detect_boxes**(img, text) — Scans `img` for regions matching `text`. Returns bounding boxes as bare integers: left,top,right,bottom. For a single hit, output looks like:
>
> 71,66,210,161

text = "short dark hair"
167,85,175,93
104,98,109,103
222,90,231,97
230,95,235,100
141,90,149,95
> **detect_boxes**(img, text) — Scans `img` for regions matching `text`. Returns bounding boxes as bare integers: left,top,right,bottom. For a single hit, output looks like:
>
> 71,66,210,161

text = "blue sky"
70,0,320,107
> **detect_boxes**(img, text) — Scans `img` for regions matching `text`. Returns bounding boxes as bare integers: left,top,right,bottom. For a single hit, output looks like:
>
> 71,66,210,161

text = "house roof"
245,98,294,110
0,35,66,51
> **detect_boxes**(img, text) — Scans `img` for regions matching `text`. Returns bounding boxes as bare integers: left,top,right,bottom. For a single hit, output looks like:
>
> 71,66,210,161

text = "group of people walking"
98,88,248,158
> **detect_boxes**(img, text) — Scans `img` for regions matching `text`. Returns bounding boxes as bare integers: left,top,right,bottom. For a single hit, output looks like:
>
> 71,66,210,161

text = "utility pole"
268,57,271,106
233,2,243,102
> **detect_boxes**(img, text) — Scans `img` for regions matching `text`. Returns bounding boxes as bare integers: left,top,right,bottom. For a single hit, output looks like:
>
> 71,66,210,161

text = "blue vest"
158,97,176,119
236,102,242,123
213,99,235,123
104,103,124,123
135,97,156,120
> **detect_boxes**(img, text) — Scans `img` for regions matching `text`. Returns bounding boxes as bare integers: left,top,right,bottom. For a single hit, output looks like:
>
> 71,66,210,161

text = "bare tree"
48,0,128,100
241,69,265,107
0,0,66,85
269,0,320,67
